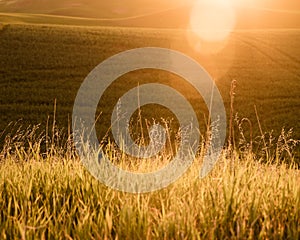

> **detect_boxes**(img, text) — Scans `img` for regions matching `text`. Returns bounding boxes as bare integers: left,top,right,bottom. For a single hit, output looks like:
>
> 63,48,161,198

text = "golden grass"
0,123,299,239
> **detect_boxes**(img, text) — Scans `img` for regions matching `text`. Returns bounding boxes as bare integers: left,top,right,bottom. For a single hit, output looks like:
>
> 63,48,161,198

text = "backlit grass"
0,124,299,239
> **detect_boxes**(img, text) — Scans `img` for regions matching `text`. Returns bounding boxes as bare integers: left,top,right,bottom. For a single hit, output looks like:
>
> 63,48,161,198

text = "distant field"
0,20,299,146
0,12,128,27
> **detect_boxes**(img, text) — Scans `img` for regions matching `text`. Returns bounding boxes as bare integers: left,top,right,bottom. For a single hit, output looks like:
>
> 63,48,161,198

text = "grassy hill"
0,20,299,147
0,0,188,19
0,13,299,239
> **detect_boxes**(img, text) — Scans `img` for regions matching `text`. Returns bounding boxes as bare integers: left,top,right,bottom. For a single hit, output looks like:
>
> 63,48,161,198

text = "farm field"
0,12,300,239
0,19,299,143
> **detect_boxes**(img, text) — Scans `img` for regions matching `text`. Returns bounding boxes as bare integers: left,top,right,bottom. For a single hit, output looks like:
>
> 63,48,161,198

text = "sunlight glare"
189,0,236,42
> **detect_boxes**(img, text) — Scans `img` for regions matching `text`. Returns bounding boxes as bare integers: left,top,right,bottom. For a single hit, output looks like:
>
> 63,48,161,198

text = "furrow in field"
234,35,300,79
245,34,300,65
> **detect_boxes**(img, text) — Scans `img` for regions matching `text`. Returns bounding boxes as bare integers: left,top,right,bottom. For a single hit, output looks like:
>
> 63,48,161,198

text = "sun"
189,0,236,42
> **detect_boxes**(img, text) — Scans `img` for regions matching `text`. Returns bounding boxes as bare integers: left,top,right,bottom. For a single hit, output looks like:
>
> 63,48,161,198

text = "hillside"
0,23,299,144
0,0,300,29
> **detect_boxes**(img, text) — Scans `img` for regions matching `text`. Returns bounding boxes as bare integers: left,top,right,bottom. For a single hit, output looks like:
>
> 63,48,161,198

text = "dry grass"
0,122,299,239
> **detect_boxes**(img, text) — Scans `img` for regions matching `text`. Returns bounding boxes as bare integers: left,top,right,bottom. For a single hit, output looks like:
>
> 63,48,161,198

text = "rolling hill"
0,0,300,29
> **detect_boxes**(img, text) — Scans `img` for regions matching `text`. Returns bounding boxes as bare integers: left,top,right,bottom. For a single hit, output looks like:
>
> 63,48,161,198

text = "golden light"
189,0,236,42
230,0,267,8
185,0,240,79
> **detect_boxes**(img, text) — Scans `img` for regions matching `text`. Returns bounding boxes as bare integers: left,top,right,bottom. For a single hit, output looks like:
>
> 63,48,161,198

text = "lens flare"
189,0,236,42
